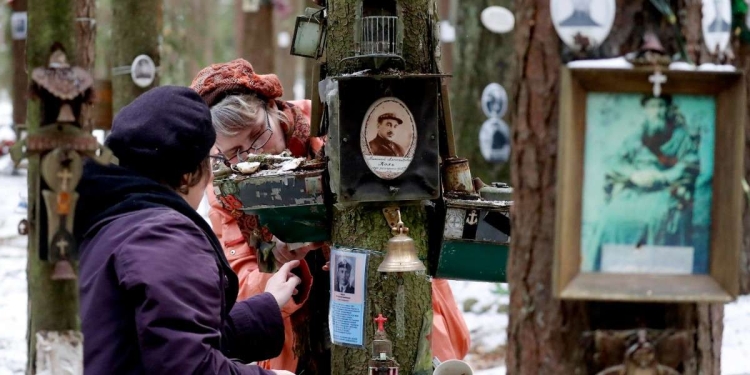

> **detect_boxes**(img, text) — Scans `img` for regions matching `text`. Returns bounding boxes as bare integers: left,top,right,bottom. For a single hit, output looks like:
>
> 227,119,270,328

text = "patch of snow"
698,63,737,72
567,57,633,69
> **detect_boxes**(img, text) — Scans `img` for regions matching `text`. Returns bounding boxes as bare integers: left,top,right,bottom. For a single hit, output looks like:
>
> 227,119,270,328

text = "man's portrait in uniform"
335,256,356,294
368,113,406,157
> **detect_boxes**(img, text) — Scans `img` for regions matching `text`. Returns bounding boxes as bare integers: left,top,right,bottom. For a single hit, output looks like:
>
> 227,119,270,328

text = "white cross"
56,238,69,256
649,71,667,97
57,169,73,191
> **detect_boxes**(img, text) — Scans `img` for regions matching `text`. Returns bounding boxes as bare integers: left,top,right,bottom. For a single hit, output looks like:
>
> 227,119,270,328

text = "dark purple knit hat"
106,86,215,179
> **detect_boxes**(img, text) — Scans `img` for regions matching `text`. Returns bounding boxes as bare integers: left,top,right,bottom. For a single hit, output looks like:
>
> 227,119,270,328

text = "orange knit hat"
190,58,284,107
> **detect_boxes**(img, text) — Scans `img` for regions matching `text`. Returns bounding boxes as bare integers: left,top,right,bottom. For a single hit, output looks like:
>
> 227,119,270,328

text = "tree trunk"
326,1,438,374
75,0,95,132
330,205,433,375
737,42,750,295
25,0,89,372
236,0,275,74
111,0,162,113
507,1,723,374
451,0,513,183
11,0,28,130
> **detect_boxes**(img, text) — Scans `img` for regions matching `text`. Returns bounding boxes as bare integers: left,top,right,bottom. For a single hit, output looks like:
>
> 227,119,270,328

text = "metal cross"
57,169,73,191
649,71,667,97
56,238,69,256
374,314,388,332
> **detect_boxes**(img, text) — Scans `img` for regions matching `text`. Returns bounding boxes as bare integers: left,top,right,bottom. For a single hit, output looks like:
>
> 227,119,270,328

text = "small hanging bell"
51,260,77,281
378,222,426,273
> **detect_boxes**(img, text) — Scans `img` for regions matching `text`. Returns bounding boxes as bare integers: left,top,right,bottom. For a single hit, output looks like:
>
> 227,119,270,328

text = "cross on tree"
56,238,69,257
374,314,388,332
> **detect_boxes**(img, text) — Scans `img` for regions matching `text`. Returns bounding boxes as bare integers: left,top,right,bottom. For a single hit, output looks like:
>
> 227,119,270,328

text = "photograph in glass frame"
580,93,715,275
360,97,417,180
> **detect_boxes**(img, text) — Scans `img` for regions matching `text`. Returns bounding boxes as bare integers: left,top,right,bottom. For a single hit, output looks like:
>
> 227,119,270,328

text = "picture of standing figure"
559,0,601,27
581,93,715,275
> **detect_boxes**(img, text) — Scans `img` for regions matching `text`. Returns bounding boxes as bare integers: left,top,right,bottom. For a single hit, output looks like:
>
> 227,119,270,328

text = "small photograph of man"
335,256,356,294
368,113,406,157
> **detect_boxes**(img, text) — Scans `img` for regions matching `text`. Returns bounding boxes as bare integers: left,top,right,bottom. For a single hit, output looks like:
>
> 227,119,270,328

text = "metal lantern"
291,7,327,59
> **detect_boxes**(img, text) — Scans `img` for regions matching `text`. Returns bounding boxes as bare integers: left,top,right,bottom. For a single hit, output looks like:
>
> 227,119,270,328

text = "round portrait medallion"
360,97,417,180
550,0,616,50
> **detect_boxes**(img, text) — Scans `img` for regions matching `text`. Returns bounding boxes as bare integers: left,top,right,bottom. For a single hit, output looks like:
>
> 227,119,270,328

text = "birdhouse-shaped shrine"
368,314,399,375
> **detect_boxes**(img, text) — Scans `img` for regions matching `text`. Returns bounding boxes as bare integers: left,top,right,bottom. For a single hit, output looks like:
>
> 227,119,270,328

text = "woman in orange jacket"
191,59,470,373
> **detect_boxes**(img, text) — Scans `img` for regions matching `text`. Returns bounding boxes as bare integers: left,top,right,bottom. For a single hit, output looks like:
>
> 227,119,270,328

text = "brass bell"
378,223,426,273
51,260,77,281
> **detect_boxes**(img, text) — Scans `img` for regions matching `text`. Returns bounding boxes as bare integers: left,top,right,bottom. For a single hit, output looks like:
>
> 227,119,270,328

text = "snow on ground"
0,171,748,374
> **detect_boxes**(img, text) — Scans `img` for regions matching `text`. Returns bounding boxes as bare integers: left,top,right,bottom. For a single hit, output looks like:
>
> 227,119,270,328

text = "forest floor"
0,163,748,375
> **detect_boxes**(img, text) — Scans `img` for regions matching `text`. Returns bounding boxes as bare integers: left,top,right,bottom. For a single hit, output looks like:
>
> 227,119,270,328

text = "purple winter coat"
77,162,285,374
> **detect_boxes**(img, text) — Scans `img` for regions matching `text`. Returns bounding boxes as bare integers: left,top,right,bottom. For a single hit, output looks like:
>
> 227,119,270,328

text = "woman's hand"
272,238,325,267
264,260,302,308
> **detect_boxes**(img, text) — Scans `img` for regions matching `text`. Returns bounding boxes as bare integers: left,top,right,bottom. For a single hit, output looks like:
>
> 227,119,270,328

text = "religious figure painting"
580,93,715,275
360,97,417,180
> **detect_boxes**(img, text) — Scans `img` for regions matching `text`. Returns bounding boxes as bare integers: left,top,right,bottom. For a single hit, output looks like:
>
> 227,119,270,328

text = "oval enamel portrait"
550,0,616,49
702,0,732,53
360,97,417,180
481,83,508,119
479,117,511,163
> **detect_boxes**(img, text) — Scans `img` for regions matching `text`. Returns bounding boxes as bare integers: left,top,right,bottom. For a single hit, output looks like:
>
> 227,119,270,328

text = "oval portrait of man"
360,97,417,180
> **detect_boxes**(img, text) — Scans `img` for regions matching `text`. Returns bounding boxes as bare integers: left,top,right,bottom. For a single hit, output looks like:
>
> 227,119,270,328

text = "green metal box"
213,168,330,243
432,198,511,283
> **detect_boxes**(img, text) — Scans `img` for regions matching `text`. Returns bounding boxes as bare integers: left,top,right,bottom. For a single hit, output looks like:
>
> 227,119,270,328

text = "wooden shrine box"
326,75,441,203
213,167,331,243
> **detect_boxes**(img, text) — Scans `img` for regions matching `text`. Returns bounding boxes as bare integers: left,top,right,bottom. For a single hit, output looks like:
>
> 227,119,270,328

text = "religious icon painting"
554,67,744,303
360,97,417,180
550,0,616,50
702,0,732,53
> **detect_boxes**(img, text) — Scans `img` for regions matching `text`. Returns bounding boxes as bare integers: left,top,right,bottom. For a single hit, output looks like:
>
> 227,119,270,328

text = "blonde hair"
210,94,288,137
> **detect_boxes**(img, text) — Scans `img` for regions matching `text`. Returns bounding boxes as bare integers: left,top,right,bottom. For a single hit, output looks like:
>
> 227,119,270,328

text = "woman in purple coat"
75,86,297,375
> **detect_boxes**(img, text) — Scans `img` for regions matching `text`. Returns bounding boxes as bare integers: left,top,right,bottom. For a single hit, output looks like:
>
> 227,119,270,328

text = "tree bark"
25,1,82,373
326,1,438,374
451,0,513,183
507,1,723,374
111,0,162,113
236,0,275,74
737,41,750,295
75,0,95,132
11,0,28,129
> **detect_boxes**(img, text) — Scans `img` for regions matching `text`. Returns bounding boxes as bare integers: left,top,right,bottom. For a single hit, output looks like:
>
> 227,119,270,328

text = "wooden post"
326,1,438,374
25,0,94,372
111,0,162,113
507,2,723,374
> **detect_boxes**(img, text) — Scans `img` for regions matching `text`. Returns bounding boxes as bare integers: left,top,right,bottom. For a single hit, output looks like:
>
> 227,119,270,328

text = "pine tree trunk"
11,0,28,129
507,1,723,374
326,1,438,374
451,0,513,183
236,0,275,74
111,0,162,113
737,43,750,294
25,0,91,372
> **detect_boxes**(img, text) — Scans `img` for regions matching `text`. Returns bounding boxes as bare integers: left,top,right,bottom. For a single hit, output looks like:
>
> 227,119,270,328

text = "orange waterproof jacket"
207,100,470,371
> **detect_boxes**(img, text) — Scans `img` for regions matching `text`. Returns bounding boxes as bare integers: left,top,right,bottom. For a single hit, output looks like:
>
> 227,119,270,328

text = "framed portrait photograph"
360,97,418,180
554,67,744,302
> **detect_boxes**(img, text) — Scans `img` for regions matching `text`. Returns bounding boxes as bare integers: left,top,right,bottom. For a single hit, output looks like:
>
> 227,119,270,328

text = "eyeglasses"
211,105,273,165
